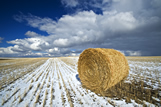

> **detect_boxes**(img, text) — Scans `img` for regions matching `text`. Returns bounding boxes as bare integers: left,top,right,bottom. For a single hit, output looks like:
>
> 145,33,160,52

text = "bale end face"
78,48,129,95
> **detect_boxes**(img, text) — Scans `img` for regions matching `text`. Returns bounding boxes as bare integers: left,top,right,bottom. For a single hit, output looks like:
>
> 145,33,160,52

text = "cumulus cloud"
53,38,69,47
1,0,161,57
0,46,18,54
7,37,50,53
48,47,59,53
25,31,43,37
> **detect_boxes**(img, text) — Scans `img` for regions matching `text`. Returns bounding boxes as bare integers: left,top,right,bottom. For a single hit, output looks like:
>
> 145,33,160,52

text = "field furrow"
0,57,160,107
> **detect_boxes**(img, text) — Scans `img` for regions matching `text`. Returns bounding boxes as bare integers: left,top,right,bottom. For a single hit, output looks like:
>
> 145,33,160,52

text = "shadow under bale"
76,74,81,83
102,79,161,106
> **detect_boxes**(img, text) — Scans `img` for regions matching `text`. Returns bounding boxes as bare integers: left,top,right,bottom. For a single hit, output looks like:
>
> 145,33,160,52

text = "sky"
0,0,161,57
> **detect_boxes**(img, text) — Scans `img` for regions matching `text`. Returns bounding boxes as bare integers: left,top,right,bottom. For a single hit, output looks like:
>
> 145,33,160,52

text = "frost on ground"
0,58,47,90
0,57,160,107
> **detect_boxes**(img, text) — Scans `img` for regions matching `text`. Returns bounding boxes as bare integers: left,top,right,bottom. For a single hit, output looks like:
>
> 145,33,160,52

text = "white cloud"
12,45,24,52
25,31,42,37
0,46,18,54
35,53,43,56
30,42,41,50
71,53,76,56
12,10,138,45
22,52,45,57
53,38,69,47
61,0,78,7
98,11,137,32
1,0,161,57
48,47,59,53
7,37,49,51
126,50,142,56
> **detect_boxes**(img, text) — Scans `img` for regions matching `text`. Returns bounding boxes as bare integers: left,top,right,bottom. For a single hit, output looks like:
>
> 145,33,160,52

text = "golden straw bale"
78,48,129,95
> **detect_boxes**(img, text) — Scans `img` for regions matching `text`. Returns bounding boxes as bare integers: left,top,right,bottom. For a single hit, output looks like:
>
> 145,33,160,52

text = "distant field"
0,57,160,106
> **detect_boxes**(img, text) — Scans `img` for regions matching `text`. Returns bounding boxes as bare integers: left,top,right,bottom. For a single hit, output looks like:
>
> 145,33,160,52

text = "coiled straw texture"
78,48,129,95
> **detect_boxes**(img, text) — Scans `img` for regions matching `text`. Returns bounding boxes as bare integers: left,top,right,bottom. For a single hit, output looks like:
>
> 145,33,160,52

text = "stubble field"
0,57,160,107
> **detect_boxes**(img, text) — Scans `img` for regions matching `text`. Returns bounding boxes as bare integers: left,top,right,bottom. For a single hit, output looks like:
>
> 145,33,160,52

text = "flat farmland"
0,57,160,107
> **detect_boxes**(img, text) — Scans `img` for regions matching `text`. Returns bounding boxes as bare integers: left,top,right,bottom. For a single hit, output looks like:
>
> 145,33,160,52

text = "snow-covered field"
0,57,160,107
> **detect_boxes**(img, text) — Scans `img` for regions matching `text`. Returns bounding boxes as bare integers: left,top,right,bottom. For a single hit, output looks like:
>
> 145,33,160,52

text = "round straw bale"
78,48,129,95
